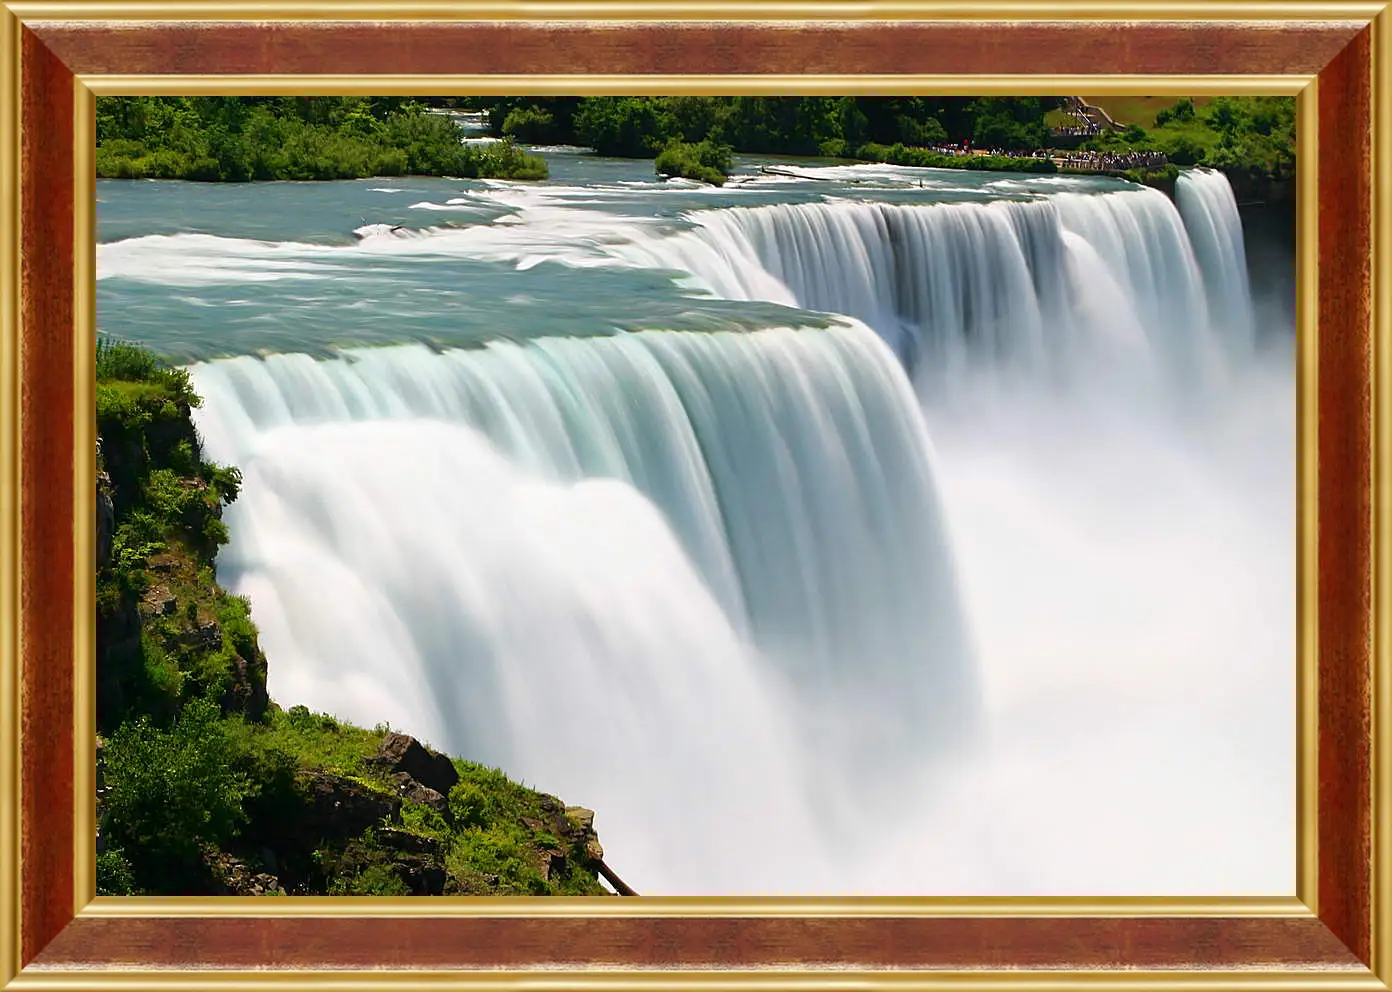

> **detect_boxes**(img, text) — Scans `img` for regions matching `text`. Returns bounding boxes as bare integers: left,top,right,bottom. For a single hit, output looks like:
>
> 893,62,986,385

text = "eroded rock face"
221,651,269,721
207,851,285,896
326,830,449,896
367,733,460,797
97,472,115,569
300,771,403,841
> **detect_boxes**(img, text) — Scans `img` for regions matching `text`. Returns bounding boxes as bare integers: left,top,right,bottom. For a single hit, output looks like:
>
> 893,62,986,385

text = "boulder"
220,651,269,721
182,620,222,652
367,733,459,797
300,771,401,841
376,827,441,858
562,806,604,862
398,858,447,896
389,772,450,818
535,848,568,882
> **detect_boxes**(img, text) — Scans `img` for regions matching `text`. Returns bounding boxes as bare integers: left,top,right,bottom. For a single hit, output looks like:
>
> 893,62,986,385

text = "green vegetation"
854,142,1057,174
103,697,255,889
475,96,1053,159
95,338,610,897
461,95,1294,187
501,105,562,145
1077,96,1295,181
1080,95,1215,130
96,97,547,181
96,94,1295,186
654,138,734,185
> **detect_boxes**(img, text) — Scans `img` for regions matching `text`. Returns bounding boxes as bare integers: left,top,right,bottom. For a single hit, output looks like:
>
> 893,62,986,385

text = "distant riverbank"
96,97,548,182
467,95,1294,188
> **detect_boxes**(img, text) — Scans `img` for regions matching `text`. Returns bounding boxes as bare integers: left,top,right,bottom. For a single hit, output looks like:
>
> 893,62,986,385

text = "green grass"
1079,95,1214,130
254,705,388,781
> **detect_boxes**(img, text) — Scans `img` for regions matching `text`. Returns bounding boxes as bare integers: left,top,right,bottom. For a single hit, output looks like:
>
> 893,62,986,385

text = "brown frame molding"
1,5,1388,987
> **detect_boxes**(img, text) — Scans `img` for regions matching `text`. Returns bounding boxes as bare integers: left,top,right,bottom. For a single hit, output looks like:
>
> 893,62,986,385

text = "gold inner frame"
65,72,1319,918
1,4,21,985
1372,7,1392,982
0,9,1382,968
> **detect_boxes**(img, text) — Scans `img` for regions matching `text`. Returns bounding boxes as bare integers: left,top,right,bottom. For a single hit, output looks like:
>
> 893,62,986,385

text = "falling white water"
1176,167,1257,352
596,170,1294,894
175,166,1291,895
618,188,1228,401
191,323,977,893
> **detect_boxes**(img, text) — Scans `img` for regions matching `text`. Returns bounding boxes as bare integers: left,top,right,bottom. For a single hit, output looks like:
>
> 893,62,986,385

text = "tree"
501,106,559,144
574,98,678,157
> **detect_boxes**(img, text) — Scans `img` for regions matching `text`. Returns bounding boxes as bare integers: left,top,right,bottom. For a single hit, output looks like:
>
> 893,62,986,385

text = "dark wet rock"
300,771,401,841
368,733,459,797
221,651,269,720
206,851,285,896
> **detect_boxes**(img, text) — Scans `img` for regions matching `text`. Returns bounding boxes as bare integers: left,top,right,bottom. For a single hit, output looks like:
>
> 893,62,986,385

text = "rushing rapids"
97,160,1292,894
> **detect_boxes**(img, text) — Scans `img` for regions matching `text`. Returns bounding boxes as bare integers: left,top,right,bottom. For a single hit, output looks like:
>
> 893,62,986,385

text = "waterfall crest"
612,184,1255,402
190,322,977,891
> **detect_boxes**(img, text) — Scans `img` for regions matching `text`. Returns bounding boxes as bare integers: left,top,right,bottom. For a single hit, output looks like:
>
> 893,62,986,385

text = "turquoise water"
97,151,1131,362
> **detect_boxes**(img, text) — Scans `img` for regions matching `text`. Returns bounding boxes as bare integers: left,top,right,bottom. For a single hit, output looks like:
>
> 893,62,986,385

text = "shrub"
102,697,255,888
851,142,1055,175
97,338,163,382
448,781,490,829
332,863,411,896
817,138,849,158
655,139,732,185
95,847,138,895
501,106,558,144
472,140,550,181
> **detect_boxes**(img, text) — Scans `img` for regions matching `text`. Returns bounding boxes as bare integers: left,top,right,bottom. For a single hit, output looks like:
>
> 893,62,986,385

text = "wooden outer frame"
0,4,1388,989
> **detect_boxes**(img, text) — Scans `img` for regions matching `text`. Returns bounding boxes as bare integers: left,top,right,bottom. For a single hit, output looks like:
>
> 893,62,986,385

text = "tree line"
464,95,1293,186
94,95,1296,187
96,96,548,181
474,95,1057,159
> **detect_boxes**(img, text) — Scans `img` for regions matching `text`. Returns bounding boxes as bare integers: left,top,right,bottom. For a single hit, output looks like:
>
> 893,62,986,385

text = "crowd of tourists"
1053,149,1169,172
921,143,1168,174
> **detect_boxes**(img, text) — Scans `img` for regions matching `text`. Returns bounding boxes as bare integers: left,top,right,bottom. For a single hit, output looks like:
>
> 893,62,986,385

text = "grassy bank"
95,338,609,897
96,97,548,182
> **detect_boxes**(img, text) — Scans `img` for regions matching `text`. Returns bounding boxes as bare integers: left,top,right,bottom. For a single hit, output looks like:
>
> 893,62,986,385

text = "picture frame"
1,2,1388,986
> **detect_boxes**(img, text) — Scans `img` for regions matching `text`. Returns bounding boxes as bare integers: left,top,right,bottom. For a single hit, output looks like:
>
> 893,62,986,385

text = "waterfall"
1175,167,1257,351
172,167,1289,895
189,321,977,893
614,184,1250,402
